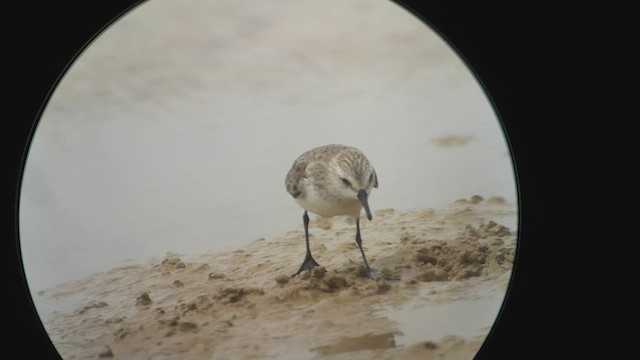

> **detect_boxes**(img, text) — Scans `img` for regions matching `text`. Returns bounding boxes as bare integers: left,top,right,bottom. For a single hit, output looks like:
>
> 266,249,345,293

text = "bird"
285,144,379,279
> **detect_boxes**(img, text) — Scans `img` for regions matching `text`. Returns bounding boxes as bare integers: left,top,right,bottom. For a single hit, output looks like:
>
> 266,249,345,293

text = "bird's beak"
357,189,373,221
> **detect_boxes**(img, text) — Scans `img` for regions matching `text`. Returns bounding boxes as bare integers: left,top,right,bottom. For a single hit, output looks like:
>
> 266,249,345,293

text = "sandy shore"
37,195,516,359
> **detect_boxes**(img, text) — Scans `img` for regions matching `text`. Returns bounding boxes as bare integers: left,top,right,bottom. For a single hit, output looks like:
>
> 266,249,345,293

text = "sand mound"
38,196,516,359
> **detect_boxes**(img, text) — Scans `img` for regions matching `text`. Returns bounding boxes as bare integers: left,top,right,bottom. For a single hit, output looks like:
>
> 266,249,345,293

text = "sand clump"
38,196,516,359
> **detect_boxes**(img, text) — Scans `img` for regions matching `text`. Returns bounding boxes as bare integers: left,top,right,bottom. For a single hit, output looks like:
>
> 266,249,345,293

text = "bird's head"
332,157,378,221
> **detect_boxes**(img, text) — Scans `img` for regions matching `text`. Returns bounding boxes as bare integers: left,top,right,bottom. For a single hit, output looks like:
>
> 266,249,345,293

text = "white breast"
295,185,362,219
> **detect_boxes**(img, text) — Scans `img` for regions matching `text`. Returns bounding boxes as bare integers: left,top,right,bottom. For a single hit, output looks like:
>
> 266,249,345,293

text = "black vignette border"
393,1,545,359
9,1,145,359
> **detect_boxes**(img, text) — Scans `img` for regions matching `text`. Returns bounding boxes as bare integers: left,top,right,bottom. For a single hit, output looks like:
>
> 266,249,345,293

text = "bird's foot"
292,254,320,277
359,266,381,280
355,264,386,280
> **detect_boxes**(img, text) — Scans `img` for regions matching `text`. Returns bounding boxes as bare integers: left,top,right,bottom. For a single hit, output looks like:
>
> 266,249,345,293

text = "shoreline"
37,195,517,359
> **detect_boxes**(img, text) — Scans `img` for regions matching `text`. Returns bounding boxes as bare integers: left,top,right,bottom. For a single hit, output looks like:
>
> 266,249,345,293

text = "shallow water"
271,282,507,359
310,332,397,356
304,293,501,357
19,0,516,297
384,292,504,346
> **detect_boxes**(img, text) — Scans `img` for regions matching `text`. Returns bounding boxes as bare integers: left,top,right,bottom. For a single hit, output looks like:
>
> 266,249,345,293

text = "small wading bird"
285,144,378,279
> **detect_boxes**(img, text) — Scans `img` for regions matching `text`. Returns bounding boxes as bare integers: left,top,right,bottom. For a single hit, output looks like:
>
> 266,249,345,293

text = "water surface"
19,0,516,295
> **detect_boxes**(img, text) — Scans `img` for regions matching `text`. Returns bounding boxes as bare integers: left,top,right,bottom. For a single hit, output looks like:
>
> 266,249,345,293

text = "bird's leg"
355,217,375,279
293,211,320,276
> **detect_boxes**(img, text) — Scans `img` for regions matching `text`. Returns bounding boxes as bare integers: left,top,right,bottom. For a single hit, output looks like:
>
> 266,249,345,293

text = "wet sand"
38,196,516,359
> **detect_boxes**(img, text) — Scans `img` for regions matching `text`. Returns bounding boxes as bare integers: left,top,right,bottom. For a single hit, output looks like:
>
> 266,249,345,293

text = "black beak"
357,189,373,221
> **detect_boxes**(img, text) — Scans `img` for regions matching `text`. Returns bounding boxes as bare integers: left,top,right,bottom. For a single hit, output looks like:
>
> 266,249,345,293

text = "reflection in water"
310,331,398,355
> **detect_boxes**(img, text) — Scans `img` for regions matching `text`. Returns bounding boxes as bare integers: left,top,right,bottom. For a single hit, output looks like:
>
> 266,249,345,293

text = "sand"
37,195,517,359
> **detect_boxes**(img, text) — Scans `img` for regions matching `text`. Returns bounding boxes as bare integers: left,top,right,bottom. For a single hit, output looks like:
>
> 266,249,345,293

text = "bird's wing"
373,168,379,188
285,159,309,198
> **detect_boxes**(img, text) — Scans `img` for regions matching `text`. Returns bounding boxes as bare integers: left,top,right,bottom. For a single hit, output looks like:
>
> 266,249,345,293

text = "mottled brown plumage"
285,144,379,278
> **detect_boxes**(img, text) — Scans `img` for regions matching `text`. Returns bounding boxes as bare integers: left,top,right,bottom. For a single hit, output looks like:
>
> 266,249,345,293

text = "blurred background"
19,0,516,293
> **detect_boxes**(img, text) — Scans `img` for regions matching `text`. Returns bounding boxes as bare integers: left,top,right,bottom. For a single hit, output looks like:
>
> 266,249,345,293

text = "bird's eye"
341,178,352,187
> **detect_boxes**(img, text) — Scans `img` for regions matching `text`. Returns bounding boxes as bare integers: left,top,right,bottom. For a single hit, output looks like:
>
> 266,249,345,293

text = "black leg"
355,217,374,279
293,211,320,276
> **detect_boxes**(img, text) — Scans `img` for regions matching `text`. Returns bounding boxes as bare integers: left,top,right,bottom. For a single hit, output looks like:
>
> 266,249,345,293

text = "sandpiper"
285,144,379,279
